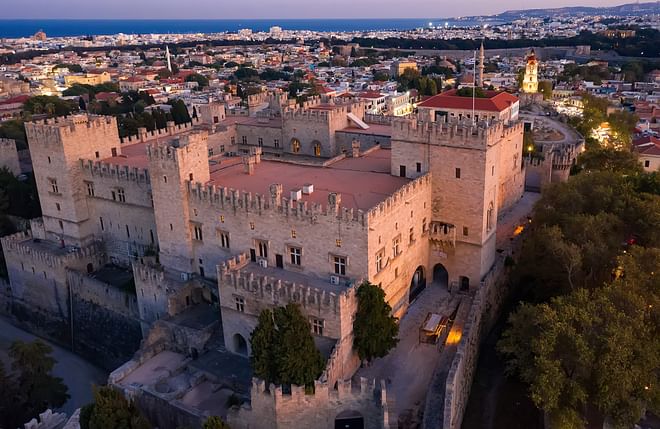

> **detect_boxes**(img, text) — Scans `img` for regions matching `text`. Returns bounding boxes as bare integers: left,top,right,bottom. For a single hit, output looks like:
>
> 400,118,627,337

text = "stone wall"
67,269,142,370
227,378,396,429
0,138,21,175
423,233,523,429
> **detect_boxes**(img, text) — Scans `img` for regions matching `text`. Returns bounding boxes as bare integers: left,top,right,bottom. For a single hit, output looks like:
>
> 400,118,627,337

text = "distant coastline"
0,18,503,38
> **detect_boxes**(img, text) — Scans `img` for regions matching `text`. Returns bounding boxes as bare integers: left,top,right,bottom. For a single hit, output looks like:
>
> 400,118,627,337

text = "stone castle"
2,91,525,428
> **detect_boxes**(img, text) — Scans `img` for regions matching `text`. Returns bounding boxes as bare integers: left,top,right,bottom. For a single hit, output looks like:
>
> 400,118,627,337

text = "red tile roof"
417,89,519,112
633,136,660,155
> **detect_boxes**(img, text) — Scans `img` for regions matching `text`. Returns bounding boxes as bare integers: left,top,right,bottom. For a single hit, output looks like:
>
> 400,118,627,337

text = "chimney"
243,156,255,175
351,140,360,158
269,183,282,203
250,147,262,163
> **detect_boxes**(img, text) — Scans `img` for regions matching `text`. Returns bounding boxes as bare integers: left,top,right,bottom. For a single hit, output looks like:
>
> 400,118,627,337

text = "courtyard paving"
355,284,462,416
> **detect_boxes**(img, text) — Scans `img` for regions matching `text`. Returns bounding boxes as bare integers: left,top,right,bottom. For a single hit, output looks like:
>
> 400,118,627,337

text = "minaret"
477,41,485,87
166,45,173,73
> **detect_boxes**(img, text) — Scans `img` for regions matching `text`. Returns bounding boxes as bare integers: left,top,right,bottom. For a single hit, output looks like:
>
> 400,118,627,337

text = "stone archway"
459,276,470,292
409,265,426,303
335,410,364,429
232,333,248,356
291,138,301,153
432,263,449,289
312,140,322,157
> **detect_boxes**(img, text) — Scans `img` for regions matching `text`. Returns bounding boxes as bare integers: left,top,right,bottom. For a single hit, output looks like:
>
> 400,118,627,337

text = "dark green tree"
353,281,399,363
81,385,151,429
273,304,325,387
185,73,209,88
250,304,325,388
202,416,231,429
168,99,192,125
250,309,278,384
7,340,69,426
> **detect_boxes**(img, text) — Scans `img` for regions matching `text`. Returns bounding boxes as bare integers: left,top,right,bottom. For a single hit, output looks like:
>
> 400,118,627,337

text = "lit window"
291,138,301,153
336,238,342,247
235,296,245,312
291,229,296,238
333,256,346,276
311,318,324,336
290,247,301,266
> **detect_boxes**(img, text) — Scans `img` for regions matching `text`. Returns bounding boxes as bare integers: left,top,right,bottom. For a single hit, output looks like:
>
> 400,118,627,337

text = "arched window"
313,142,321,157
291,138,301,154
486,202,494,231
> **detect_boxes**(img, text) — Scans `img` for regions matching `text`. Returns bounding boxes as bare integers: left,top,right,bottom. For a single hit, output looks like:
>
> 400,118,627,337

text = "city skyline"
4,0,631,19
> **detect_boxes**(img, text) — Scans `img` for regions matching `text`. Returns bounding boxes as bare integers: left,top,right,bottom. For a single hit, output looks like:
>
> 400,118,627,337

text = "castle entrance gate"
334,410,364,429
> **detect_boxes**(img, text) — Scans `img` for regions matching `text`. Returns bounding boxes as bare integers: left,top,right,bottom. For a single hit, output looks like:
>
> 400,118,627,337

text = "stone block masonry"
0,138,21,176
228,378,396,429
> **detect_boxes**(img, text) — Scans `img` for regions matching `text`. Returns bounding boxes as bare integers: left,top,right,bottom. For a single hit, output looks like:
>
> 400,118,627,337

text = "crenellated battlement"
120,119,200,145
249,376,388,406
392,118,523,150
282,107,333,124
79,159,151,184
219,253,356,313
1,231,103,268
146,131,209,165
24,114,118,145
367,174,431,222
187,181,368,226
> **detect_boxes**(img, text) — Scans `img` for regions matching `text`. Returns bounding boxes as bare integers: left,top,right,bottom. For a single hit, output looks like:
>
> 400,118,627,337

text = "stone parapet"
80,159,150,184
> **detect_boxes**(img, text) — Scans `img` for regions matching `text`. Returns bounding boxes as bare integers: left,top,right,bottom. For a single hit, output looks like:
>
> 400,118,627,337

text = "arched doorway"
433,263,449,289
409,266,426,302
313,141,322,157
459,276,470,292
233,333,248,356
335,410,364,429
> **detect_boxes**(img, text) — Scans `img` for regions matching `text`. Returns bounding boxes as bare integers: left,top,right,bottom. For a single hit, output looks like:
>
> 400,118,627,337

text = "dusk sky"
5,0,628,19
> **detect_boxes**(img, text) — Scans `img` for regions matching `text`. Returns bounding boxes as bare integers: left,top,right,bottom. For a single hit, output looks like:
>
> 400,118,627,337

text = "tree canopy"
0,340,69,429
353,281,399,362
80,385,150,429
250,304,325,388
202,416,231,429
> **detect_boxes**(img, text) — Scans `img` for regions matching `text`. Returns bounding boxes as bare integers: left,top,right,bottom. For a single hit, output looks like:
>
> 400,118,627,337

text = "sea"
0,19,501,38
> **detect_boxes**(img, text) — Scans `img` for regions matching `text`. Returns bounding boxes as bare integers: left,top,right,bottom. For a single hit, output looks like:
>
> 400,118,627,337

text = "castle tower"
522,49,539,93
477,41,485,87
24,115,122,246
147,132,210,274
390,118,524,289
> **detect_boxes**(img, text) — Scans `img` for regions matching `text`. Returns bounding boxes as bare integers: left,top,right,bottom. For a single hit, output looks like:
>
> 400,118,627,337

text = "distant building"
632,135,660,172
390,61,417,77
64,72,111,87
521,50,538,94
417,89,520,124
33,30,47,41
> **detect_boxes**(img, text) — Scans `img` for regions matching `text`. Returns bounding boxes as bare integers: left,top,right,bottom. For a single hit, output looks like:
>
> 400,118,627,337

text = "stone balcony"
428,221,456,248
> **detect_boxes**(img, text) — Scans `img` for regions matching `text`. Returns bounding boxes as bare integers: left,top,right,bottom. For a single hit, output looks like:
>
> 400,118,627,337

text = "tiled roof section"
633,135,660,155
417,89,519,112
207,148,409,211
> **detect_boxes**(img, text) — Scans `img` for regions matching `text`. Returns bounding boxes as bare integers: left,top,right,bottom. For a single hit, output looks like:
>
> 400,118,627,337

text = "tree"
272,304,325,387
250,309,277,384
185,73,209,88
249,304,325,388
0,340,70,428
353,281,399,363
538,80,553,100
202,416,231,429
499,247,660,428
80,385,150,429
575,147,642,175
24,96,75,117
168,99,192,125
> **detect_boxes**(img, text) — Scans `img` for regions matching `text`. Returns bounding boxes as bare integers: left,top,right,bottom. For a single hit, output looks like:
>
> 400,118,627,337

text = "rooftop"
417,89,519,112
207,148,408,211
